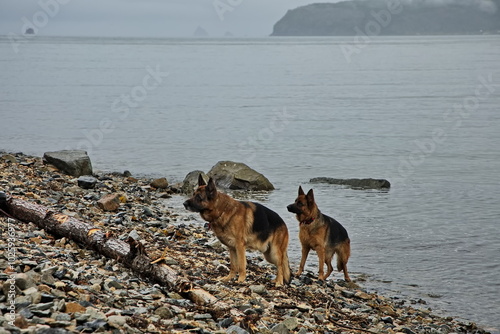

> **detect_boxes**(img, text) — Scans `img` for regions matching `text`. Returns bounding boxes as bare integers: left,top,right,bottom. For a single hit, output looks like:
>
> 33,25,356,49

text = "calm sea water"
1,35,499,331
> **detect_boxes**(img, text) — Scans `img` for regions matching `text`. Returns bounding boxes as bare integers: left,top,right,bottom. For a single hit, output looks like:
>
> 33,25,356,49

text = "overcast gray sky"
0,0,343,38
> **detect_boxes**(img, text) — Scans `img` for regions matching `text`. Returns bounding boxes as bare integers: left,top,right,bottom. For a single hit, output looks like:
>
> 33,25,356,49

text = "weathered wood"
3,194,181,291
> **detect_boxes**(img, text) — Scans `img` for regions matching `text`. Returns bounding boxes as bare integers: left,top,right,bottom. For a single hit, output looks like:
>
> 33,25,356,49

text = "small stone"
193,313,212,320
154,307,174,319
270,323,290,334
381,316,394,324
188,289,217,305
355,291,373,300
54,281,66,289
74,312,90,323
400,328,416,334
19,308,34,319
15,295,32,308
132,307,148,315
207,238,224,250
219,317,233,328
86,307,107,320
31,309,51,317
150,177,169,189
77,176,97,189
55,313,71,322
226,325,250,334
64,302,86,313
97,193,121,211
30,302,54,311
84,319,108,331
146,324,159,333
90,283,101,292
36,328,71,334
249,285,267,295
143,207,154,217
312,311,325,323
108,315,127,328
23,287,39,296
14,314,29,329
41,272,56,286
2,154,17,163
282,317,299,330
297,303,312,313
14,273,33,290
341,290,356,298
103,279,123,291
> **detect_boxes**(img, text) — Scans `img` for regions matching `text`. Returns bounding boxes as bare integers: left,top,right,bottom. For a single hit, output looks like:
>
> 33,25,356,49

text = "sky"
0,0,342,38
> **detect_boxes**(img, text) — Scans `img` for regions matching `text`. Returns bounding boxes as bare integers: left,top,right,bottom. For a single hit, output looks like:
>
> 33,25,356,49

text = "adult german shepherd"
183,175,291,286
287,186,351,282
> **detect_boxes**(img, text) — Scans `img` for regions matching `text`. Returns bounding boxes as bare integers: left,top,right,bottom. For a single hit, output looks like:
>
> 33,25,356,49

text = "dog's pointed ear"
298,185,305,196
207,177,217,198
306,189,315,205
198,174,207,187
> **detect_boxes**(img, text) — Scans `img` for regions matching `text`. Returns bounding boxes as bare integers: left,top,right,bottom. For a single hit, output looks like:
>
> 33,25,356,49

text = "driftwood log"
0,193,183,293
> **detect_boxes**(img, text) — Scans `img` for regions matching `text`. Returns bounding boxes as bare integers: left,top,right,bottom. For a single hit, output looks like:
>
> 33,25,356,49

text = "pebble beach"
0,151,490,334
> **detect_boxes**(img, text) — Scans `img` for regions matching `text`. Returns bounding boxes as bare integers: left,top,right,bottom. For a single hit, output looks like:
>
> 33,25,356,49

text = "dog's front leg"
221,247,238,282
235,242,247,283
296,245,310,276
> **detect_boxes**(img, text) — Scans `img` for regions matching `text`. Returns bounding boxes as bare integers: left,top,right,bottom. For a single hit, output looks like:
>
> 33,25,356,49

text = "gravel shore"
0,152,490,334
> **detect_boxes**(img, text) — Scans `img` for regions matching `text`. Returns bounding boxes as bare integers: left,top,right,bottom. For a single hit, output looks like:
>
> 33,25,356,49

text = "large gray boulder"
207,161,274,191
43,150,93,177
310,177,390,190
180,170,208,195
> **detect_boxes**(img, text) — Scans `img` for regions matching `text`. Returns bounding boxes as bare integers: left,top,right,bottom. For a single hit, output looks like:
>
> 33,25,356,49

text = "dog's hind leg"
324,250,334,280
317,247,329,280
265,248,283,286
336,240,351,282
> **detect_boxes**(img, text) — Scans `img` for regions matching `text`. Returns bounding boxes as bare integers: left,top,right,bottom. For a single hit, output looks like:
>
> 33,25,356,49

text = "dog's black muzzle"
183,200,201,212
287,204,301,214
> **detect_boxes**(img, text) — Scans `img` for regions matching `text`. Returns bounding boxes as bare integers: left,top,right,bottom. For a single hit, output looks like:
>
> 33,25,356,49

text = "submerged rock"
310,177,390,189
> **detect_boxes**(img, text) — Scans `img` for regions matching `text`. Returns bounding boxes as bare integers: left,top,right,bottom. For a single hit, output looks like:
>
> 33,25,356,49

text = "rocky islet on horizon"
0,150,491,333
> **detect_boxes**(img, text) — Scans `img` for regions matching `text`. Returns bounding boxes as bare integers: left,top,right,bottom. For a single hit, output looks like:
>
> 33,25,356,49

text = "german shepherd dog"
183,175,291,286
287,186,351,282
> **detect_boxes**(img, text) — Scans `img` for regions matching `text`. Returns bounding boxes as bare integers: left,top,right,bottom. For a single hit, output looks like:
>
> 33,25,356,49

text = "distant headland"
271,0,500,36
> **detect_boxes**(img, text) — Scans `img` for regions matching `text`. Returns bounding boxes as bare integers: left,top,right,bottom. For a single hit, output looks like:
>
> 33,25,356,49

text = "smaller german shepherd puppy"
287,186,351,282
183,175,291,286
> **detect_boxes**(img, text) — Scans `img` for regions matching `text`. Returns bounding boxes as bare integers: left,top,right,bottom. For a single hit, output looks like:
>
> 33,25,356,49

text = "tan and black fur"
183,175,291,286
287,186,351,282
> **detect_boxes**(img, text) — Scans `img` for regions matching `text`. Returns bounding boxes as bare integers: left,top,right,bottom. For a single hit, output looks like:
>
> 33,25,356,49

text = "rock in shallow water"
207,161,274,191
